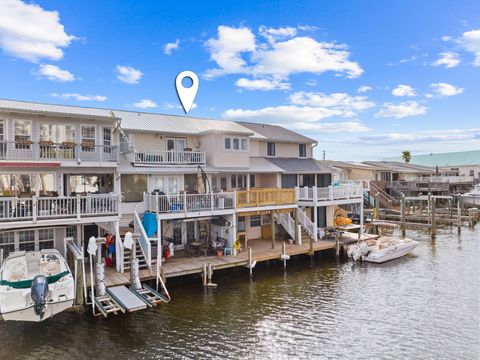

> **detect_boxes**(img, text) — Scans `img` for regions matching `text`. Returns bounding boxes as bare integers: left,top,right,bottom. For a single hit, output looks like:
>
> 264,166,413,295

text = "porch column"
313,206,318,242
231,213,237,249
294,208,300,244
114,220,121,272
157,217,162,268
246,173,250,190
271,211,276,249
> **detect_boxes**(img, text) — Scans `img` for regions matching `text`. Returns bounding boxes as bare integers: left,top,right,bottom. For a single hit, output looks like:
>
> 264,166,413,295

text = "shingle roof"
266,157,331,173
382,150,480,167
237,122,317,144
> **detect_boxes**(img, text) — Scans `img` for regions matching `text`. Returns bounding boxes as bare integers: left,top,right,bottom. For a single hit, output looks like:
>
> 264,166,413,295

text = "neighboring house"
0,99,364,275
383,150,480,183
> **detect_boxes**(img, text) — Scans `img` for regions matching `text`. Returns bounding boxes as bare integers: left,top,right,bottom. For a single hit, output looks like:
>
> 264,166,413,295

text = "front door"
83,224,99,256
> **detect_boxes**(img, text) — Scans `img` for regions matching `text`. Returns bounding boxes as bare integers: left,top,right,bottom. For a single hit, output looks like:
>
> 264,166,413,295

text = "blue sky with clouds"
0,0,479,160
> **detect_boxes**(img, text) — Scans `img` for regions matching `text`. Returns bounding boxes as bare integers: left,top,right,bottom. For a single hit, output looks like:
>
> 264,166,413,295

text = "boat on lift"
0,249,74,322
347,237,419,263
463,184,480,207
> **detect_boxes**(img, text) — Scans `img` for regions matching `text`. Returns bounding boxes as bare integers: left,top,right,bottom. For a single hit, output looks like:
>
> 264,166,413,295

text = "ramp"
106,286,148,312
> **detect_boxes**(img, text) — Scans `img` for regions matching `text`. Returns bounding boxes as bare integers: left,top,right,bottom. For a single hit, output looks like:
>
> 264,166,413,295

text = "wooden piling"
282,241,287,269
271,211,276,249
248,246,253,276
457,197,462,234
202,263,207,286
400,193,406,239
335,234,340,257
430,197,436,239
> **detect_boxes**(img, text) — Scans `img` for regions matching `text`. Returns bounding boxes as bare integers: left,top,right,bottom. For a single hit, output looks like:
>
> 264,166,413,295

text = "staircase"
122,237,152,271
276,209,317,244
369,182,399,209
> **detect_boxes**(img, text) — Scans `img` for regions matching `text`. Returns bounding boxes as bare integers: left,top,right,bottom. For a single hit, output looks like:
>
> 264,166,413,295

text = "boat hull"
363,241,419,263
1,299,74,322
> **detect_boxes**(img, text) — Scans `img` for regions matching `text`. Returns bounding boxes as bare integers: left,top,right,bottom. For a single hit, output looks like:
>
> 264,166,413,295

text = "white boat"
0,249,74,322
463,184,480,207
347,237,419,263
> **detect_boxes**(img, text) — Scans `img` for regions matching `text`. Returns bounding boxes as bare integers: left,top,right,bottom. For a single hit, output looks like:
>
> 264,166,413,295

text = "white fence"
296,184,363,203
414,175,475,183
132,150,206,165
143,192,235,214
0,194,119,222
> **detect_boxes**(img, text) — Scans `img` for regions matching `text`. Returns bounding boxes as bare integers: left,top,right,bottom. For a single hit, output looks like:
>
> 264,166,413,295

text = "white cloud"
430,82,464,97
375,101,427,119
432,52,460,68
204,25,256,78
288,91,375,113
116,65,143,84
204,25,363,84
392,84,416,97
441,35,451,42
133,99,157,109
357,85,372,93
0,0,75,62
35,64,75,82
163,102,197,110
306,79,317,86
163,39,180,55
287,121,370,133
51,93,106,101
235,78,290,91
458,29,480,66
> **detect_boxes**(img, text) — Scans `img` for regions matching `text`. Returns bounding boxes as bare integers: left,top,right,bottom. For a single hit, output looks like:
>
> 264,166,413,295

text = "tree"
401,150,412,163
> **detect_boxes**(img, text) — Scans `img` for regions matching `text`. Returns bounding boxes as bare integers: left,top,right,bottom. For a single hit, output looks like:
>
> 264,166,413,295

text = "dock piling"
248,246,253,277
400,193,406,239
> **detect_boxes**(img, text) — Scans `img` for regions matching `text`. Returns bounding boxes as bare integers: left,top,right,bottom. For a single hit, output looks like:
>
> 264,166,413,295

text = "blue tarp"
142,212,157,238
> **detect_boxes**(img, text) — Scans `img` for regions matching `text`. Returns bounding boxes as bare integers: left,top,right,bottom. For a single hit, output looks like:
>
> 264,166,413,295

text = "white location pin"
175,71,199,114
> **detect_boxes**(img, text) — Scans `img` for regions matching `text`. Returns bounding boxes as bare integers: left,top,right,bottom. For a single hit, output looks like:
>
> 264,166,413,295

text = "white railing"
143,192,235,214
0,141,117,162
297,209,316,240
296,184,363,203
0,194,119,222
133,207,152,270
132,150,206,165
276,212,296,239
414,175,475,183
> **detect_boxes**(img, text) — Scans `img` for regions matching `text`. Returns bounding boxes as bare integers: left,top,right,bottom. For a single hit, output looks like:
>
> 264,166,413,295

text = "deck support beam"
271,210,276,249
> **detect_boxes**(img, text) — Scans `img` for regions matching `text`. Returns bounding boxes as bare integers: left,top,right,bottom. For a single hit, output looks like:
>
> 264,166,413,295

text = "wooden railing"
0,141,117,162
0,194,119,222
236,188,296,208
131,150,206,165
143,192,235,214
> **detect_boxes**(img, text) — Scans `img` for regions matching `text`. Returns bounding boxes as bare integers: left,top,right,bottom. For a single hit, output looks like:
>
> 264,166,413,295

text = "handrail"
297,209,316,239
133,207,152,270
236,188,295,208
370,182,399,205
133,150,206,165
276,212,295,239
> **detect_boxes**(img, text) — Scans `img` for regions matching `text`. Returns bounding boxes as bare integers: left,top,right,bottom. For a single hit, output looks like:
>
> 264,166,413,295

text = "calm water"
0,226,479,359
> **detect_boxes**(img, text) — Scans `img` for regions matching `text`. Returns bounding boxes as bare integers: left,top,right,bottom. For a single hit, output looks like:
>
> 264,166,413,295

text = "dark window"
299,144,307,157
121,174,147,202
250,215,261,227
224,138,231,149
267,142,276,156
249,174,256,187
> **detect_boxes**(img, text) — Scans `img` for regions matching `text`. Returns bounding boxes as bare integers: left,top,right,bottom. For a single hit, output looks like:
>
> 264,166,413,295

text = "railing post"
32,196,37,223
313,187,318,206
155,193,159,213
329,185,333,200
184,192,188,213
210,192,214,212
75,143,81,163
76,194,81,220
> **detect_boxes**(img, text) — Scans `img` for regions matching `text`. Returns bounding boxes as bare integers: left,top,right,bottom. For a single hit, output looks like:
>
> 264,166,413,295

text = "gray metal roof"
266,157,331,173
363,161,435,173
382,150,480,167
237,122,317,144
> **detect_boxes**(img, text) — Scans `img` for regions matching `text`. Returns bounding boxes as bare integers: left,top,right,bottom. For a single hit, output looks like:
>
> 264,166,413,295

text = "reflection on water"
0,227,479,359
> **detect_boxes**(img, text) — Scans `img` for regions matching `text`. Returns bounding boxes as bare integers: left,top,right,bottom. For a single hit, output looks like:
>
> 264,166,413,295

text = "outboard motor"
31,275,49,320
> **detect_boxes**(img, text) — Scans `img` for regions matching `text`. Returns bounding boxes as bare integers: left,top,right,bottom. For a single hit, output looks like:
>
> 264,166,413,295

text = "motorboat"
0,249,74,322
463,184,480,207
347,237,419,263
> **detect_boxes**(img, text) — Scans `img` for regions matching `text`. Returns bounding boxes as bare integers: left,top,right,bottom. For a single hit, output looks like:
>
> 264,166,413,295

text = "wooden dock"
103,236,364,287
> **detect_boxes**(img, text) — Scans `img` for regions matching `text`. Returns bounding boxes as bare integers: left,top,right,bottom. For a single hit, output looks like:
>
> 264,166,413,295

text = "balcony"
296,183,363,205
143,192,236,218
0,194,119,225
236,188,296,209
129,150,206,166
0,141,118,163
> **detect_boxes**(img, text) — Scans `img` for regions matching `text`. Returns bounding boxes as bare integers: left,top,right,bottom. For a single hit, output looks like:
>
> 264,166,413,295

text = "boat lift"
87,234,170,318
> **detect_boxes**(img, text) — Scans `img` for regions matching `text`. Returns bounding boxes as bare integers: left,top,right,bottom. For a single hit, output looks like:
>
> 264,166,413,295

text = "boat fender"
31,275,49,320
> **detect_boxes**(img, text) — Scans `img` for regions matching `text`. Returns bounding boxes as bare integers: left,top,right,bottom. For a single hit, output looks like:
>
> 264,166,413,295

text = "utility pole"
322,150,326,160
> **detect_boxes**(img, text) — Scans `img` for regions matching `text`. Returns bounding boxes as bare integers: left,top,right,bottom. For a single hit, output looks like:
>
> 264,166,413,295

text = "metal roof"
382,150,480,167
117,156,218,174
363,161,435,173
237,122,317,144
266,157,331,173
322,160,382,170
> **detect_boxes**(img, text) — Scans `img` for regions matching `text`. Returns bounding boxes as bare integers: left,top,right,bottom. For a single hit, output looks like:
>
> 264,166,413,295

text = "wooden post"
457,197,462,234
294,209,300,245
248,246,253,276
282,241,287,269
430,196,436,239
400,194,406,239
202,263,207,286
427,193,432,225
271,211,276,249
335,233,340,257
207,263,213,285
375,194,380,220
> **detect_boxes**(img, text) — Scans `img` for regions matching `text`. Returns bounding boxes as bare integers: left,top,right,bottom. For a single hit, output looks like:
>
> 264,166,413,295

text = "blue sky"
0,0,479,160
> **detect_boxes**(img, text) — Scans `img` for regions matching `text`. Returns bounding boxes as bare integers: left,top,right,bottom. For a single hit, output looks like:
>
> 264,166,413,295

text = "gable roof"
237,121,317,144
382,150,480,167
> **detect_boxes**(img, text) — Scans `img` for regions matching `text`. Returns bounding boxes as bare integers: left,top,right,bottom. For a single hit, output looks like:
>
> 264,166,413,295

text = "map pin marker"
175,71,199,114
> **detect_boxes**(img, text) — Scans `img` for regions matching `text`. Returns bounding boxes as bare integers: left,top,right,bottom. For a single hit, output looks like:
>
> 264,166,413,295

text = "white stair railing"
297,209,316,240
133,206,152,271
276,212,296,240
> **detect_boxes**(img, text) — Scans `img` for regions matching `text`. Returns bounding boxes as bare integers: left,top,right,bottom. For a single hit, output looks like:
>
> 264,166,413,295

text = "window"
238,216,246,232
249,174,256,188
470,170,474,176
81,126,96,151
66,226,77,242
121,174,147,202
18,230,35,252
14,120,32,149
150,175,179,195
69,175,99,195
103,128,112,153
230,174,247,189
0,232,15,256
299,144,307,158
0,119,4,141
231,174,236,188
250,215,261,227
224,137,248,151
262,215,271,225
0,120,4,158
267,142,276,156
38,228,54,250
38,174,55,196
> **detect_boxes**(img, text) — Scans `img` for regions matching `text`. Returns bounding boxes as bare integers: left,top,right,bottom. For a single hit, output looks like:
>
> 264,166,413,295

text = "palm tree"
401,150,412,163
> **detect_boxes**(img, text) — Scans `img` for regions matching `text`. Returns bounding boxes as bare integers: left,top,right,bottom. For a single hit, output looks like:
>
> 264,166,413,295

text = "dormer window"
267,142,276,157
299,144,307,158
